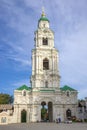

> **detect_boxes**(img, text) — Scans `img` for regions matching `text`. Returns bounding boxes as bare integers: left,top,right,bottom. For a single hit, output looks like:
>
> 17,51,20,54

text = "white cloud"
12,79,31,88
78,88,87,99
0,0,35,69
12,57,31,66
59,20,87,99
0,79,30,95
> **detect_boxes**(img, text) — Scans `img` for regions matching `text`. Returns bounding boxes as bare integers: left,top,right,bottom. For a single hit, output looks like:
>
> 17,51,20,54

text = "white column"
36,54,38,74
32,54,35,75
52,55,54,74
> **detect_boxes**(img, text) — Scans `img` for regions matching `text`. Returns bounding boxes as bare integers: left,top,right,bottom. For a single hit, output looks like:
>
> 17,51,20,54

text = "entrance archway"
41,101,48,122
66,109,71,120
41,101,53,122
21,109,27,123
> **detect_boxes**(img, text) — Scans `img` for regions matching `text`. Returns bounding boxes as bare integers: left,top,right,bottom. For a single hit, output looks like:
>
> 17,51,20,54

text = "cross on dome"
41,7,46,17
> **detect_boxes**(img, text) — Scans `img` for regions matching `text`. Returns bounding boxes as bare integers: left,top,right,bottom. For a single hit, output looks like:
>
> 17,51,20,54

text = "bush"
84,119,87,122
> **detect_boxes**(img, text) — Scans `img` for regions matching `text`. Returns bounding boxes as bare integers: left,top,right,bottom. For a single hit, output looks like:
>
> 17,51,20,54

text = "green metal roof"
39,16,49,22
60,85,77,91
16,85,31,91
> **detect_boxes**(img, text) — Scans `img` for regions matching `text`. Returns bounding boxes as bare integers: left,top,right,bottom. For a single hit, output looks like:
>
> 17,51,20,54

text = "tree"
0,93,13,104
41,107,47,121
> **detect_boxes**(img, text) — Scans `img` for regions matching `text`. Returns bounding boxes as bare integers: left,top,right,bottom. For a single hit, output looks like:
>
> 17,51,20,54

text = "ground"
0,123,87,130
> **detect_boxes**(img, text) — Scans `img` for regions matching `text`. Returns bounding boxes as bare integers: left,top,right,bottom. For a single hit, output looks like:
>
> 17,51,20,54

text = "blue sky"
0,0,87,99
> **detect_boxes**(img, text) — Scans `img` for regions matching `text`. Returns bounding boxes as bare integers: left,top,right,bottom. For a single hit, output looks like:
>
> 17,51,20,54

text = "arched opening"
41,102,48,122
21,109,27,123
48,102,53,122
43,38,48,45
66,109,72,120
41,101,53,122
43,58,49,70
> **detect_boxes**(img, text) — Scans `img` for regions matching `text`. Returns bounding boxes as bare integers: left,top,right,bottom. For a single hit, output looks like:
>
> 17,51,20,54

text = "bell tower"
31,9,60,91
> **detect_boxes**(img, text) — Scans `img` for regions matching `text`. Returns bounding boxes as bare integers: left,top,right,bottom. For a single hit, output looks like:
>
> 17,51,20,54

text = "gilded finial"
41,7,46,17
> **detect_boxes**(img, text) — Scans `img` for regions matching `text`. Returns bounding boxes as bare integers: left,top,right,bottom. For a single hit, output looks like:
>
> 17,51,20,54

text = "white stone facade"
0,11,78,124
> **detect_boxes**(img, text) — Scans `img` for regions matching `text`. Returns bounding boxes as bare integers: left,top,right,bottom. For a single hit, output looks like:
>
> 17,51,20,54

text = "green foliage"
41,107,47,120
84,119,87,122
0,93,13,104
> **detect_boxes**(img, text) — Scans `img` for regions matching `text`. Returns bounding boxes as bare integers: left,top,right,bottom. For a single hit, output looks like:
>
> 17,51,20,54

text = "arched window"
21,109,27,122
43,38,48,45
43,58,49,70
66,109,72,119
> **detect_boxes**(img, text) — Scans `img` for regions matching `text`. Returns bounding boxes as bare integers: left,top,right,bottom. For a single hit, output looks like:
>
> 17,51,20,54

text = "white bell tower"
31,9,60,91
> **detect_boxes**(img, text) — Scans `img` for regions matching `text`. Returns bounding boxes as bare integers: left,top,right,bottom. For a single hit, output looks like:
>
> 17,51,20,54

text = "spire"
41,7,46,17
38,7,49,22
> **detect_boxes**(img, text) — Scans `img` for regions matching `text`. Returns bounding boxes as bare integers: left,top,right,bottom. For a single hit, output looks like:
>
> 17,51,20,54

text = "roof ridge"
16,85,31,91
60,85,77,91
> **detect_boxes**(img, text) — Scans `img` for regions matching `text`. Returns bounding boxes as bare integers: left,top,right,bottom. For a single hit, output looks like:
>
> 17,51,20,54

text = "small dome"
39,16,49,22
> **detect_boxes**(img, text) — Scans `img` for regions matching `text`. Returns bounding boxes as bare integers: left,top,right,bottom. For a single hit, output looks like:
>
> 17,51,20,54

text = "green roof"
39,16,49,22
16,85,31,91
60,85,77,91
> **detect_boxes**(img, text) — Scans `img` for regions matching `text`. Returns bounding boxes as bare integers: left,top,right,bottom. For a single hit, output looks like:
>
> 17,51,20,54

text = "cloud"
0,0,33,34
12,57,31,67
59,20,87,99
12,79,31,88
78,88,87,99
0,38,31,69
0,0,35,69
0,78,30,95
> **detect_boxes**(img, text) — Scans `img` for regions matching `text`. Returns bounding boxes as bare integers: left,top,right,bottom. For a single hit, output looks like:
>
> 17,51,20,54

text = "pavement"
0,123,87,130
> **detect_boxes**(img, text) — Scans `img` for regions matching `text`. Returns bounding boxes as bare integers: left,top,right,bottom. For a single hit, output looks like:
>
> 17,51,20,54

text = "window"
23,91,26,96
66,109,72,119
67,91,70,97
1,117,6,123
43,38,48,45
43,58,49,70
21,110,27,123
